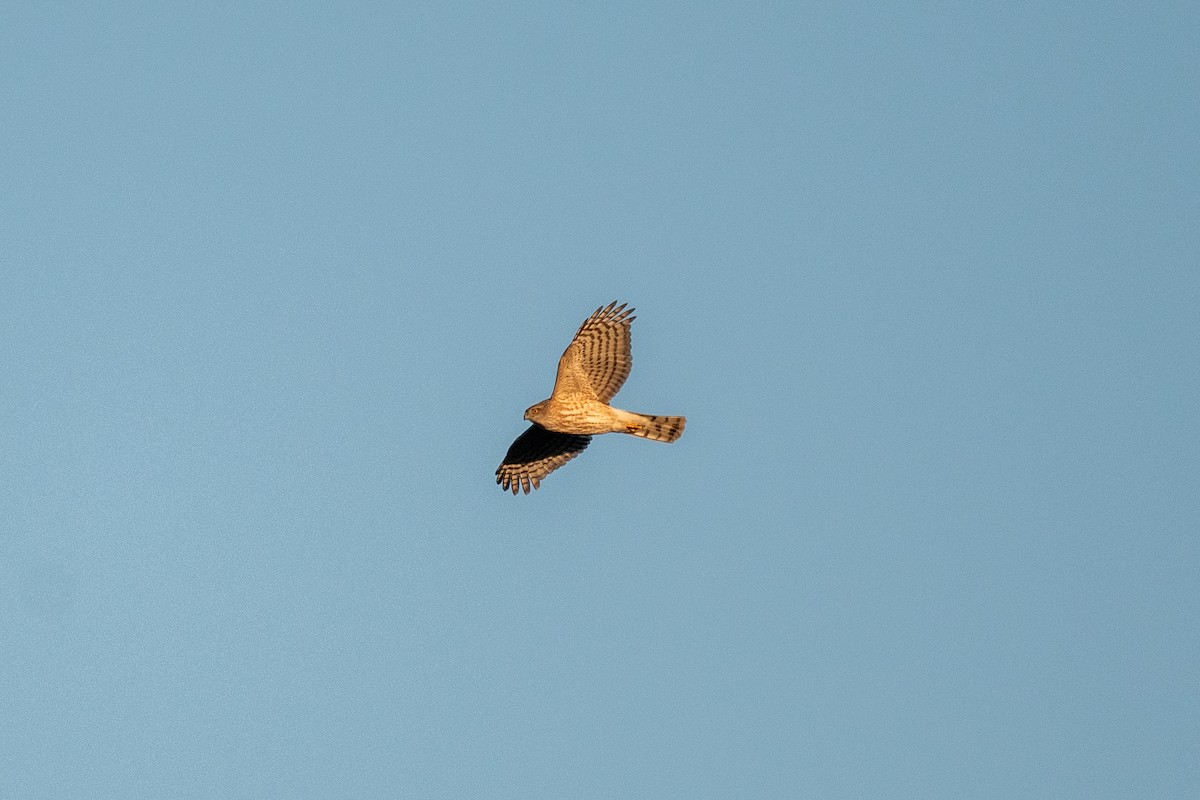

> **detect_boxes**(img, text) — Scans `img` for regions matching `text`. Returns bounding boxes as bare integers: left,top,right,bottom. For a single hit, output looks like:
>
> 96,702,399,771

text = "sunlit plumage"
496,302,686,494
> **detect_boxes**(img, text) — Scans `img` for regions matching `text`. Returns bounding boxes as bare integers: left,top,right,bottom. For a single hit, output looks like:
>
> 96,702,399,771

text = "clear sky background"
3,3,1197,798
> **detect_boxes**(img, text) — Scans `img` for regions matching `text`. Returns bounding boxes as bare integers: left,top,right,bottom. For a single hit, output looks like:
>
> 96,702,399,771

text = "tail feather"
626,414,686,443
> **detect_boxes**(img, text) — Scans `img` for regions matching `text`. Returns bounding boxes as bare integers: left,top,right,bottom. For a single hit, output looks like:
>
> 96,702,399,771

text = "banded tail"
624,413,686,443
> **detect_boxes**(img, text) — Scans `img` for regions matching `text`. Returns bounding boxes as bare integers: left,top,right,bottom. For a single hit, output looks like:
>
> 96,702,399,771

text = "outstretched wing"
496,424,592,494
551,301,635,402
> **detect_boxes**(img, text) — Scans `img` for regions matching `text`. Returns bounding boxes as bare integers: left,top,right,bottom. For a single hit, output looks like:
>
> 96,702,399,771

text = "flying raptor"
496,302,686,494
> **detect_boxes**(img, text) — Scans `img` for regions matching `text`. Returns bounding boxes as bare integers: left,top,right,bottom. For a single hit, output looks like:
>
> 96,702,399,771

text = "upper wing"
496,424,592,494
550,301,635,402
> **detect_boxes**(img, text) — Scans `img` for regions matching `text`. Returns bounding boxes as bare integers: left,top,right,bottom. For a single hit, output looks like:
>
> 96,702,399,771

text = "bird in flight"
496,302,686,494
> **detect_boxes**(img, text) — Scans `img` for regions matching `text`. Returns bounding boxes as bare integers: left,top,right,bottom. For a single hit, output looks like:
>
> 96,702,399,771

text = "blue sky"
3,3,1197,797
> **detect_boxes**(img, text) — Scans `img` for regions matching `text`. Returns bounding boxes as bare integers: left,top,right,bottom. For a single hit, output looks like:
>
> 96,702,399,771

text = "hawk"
496,302,686,494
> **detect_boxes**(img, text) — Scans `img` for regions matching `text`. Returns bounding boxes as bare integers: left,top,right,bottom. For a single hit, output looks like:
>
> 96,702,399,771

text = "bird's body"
496,302,685,494
527,399,683,440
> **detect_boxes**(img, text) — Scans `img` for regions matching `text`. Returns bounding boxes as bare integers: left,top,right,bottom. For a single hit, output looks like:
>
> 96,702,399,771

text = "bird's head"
523,402,547,423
